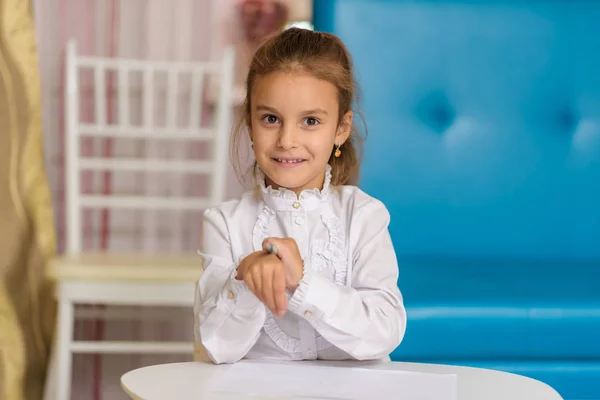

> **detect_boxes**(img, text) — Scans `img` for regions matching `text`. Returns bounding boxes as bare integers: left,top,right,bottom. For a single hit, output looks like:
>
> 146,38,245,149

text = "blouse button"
292,201,301,209
295,216,304,225
227,290,235,300
304,310,312,318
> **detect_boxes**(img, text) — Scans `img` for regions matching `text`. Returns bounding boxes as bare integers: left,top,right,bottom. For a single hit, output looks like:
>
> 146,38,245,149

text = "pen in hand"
264,242,279,257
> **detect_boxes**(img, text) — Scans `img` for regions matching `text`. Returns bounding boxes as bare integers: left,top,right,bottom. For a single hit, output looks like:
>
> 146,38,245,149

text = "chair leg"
55,299,74,400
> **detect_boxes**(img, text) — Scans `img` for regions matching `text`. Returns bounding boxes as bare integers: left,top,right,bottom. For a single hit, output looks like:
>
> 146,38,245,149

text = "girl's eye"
262,114,279,124
303,117,320,126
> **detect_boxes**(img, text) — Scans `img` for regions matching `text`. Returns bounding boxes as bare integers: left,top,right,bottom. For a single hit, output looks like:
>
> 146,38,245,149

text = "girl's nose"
276,125,298,150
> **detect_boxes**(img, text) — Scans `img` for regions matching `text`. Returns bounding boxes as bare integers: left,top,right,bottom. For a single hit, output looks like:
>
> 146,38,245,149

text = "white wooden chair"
45,40,235,400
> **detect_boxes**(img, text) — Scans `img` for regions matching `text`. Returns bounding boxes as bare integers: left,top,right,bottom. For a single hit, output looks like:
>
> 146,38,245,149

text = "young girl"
193,27,406,364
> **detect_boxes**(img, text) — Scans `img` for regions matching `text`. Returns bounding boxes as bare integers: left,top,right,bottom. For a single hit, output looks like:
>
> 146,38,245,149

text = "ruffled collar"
258,164,332,212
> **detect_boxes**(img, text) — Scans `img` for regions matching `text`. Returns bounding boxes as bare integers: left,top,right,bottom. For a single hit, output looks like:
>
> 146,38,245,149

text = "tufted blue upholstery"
314,1,600,399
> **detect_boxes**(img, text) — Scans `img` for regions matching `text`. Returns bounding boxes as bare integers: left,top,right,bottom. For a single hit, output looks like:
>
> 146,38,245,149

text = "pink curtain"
34,1,226,398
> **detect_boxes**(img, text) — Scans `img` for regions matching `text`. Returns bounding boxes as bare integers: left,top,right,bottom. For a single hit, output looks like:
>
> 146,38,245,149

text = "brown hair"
230,27,367,188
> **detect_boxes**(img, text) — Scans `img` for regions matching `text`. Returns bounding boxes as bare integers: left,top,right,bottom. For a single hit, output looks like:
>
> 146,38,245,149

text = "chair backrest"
64,39,236,254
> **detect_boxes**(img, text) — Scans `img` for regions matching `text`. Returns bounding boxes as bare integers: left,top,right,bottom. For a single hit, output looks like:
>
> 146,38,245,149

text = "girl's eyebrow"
302,108,328,116
256,104,279,114
255,104,328,116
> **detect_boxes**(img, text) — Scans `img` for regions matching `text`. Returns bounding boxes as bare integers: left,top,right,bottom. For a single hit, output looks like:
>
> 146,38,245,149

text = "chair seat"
47,252,203,283
392,258,600,360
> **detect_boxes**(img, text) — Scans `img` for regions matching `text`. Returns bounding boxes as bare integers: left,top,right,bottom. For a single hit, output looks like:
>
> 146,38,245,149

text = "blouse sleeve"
193,207,266,364
287,199,407,360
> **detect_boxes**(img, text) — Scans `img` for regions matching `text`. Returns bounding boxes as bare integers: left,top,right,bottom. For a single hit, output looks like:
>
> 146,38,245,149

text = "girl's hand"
236,251,287,316
262,238,304,292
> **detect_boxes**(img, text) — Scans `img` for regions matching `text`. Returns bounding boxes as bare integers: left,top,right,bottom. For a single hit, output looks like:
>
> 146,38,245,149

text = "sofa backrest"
314,0,600,261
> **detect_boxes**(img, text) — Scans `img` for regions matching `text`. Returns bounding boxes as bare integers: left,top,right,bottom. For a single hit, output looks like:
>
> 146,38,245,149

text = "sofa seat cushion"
391,259,600,360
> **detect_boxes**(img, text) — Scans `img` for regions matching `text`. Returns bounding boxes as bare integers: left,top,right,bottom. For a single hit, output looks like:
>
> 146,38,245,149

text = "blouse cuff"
288,263,340,320
223,266,262,311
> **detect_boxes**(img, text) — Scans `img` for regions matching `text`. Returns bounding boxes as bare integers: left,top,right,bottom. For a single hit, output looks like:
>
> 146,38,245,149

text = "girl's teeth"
278,159,301,163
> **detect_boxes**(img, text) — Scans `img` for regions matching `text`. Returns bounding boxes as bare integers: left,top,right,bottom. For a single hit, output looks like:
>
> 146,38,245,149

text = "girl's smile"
271,157,307,168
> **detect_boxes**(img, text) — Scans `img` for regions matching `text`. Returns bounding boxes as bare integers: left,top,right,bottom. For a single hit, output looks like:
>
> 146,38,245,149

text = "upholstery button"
556,108,579,132
295,216,304,225
227,290,235,300
292,201,300,209
304,310,312,318
415,92,456,133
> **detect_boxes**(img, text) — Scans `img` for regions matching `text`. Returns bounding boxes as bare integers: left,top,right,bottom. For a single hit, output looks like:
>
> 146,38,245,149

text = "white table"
121,360,563,400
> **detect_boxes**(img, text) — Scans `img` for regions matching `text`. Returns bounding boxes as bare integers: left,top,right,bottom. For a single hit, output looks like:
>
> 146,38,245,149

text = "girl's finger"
251,267,263,298
245,272,256,298
262,265,276,314
273,264,287,316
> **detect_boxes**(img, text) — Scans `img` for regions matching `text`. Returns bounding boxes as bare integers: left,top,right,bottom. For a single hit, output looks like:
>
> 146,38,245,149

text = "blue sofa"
313,1,600,399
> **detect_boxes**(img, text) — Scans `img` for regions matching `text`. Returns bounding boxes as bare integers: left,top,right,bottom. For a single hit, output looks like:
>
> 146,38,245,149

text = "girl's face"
249,71,352,195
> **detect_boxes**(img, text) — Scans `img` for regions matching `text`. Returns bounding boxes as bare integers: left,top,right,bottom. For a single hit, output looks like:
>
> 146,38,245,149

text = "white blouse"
193,166,406,364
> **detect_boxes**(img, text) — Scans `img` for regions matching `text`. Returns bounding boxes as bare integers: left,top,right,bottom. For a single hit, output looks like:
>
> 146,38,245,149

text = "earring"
334,144,342,158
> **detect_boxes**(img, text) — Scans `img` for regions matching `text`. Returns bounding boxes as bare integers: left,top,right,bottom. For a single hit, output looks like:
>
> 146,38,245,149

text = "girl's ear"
335,110,353,145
